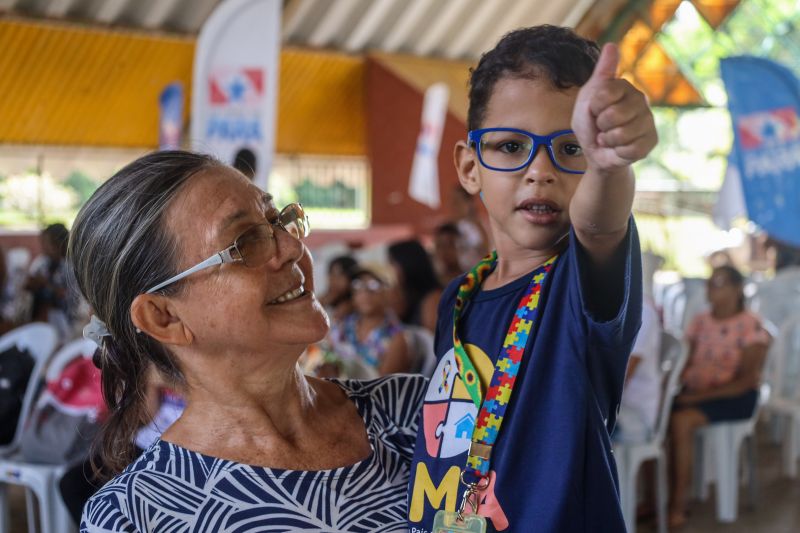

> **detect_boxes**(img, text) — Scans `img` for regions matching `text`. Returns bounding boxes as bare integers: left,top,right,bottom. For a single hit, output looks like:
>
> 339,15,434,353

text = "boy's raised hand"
571,43,658,174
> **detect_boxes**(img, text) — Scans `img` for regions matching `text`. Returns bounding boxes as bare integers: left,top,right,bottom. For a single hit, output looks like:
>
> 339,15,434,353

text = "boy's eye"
500,141,522,154
561,143,583,157
488,140,532,154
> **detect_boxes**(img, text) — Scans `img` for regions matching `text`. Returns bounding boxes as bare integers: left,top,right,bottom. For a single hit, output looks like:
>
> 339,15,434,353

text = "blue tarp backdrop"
721,56,800,247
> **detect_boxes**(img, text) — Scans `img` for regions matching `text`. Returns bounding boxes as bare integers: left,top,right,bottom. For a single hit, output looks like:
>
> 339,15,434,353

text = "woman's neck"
168,362,322,445
711,304,741,320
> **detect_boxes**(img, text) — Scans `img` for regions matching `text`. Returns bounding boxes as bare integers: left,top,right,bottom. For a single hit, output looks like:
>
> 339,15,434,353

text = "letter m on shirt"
410,464,460,522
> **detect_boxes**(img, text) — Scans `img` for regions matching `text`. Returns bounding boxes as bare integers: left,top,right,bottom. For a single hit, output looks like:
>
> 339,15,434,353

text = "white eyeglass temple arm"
145,253,225,294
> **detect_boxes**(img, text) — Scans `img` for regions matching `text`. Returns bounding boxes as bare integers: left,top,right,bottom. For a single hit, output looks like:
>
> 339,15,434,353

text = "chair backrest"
661,279,708,338
404,325,436,377
653,331,688,444
767,313,800,402
0,322,59,452
752,273,800,330
43,338,98,382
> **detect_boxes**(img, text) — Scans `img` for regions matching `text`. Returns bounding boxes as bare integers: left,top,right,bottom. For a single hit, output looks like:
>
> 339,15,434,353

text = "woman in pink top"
668,265,771,527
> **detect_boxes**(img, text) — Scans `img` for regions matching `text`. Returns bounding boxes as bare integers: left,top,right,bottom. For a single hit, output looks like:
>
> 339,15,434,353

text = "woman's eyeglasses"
352,278,384,293
145,203,309,294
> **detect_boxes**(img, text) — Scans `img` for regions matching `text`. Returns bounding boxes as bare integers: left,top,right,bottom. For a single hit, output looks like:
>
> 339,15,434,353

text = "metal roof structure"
0,0,598,59
0,0,744,151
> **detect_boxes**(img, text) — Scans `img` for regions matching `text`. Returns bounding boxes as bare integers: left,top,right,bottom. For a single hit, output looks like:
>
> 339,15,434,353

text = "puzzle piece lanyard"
452,251,558,518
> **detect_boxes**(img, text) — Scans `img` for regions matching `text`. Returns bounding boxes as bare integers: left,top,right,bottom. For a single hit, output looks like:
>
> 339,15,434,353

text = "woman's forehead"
167,167,273,251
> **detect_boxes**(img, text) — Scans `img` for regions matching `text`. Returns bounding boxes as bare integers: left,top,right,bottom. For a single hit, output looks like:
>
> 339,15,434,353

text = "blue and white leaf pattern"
81,375,427,533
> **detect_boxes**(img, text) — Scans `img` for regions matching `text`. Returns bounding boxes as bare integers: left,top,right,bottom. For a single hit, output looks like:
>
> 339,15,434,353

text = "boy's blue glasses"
468,127,586,174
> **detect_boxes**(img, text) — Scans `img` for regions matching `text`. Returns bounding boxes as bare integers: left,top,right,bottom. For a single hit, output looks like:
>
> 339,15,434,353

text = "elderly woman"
70,151,427,532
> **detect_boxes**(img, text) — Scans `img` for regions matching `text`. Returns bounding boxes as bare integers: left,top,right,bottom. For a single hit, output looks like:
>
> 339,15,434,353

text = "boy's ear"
130,294,193,346
454,140,482,195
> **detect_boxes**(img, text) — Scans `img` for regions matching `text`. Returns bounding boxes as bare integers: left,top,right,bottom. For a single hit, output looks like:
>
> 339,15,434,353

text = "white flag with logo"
408,83,449,209
191,0,281,190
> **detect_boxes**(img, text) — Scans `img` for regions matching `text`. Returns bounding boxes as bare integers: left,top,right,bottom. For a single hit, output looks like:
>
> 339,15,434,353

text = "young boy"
407,26,657,532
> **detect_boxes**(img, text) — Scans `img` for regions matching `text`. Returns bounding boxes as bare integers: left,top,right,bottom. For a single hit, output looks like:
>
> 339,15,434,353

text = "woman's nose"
269,226,304,269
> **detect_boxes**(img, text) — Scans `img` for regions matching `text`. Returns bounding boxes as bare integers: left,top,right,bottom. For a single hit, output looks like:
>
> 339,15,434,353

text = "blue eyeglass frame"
467,127,585,175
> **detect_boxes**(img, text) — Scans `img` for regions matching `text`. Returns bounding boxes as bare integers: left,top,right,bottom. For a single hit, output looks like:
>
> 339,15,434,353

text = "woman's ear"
454,140,482,195
130,294,193,346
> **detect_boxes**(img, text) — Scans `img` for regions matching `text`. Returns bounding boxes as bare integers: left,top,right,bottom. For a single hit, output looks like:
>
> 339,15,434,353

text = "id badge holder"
432,510,487,533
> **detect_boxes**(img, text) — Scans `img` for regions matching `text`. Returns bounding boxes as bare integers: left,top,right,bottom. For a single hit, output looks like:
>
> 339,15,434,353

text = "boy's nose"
523,146,557,184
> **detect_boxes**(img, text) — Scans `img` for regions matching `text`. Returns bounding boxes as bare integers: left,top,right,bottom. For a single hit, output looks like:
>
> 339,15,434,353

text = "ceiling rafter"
344,0,397,52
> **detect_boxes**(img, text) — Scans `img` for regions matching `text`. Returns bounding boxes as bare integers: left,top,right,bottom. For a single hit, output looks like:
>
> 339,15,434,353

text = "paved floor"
6,428,800,532
635,426,799,533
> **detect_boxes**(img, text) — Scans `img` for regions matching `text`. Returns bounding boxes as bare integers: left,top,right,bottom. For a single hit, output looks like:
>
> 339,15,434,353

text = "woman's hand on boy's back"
571,43,657,176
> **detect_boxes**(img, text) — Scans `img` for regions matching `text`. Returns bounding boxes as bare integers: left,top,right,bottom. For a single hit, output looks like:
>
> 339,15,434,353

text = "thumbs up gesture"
571,43,658,174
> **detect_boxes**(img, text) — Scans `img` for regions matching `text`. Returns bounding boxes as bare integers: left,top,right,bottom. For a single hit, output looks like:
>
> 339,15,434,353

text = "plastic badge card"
432,510,487,533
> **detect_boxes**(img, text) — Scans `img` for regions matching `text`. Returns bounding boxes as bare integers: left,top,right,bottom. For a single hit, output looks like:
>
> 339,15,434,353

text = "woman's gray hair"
68,150,223,474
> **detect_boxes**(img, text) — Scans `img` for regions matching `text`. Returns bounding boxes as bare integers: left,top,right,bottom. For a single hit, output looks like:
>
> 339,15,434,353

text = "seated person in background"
70,151,427,532
328,268,411,377
668,265,771,527
25,224,77,334
387,239,442,333
432,223,465,285
449,185,490,268
615,251,664,443
59,364,185,525
0,248,17,334
319,255,359,322
614,293,661,443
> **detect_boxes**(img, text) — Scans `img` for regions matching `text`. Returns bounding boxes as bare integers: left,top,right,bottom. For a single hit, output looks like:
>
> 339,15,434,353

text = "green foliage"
63,170,99,205
293,178,357,209
635,0,800,192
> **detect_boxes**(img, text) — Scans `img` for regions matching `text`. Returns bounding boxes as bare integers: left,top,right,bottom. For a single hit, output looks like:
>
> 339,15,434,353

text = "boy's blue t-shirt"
407,220,642,533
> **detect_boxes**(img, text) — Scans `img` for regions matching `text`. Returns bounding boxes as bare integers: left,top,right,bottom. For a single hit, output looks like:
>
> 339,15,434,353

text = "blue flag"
721,56,800,246
159,82,184,150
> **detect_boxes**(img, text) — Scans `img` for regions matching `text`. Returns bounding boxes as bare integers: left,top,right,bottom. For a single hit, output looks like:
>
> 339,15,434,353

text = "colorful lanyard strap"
452,251,558,482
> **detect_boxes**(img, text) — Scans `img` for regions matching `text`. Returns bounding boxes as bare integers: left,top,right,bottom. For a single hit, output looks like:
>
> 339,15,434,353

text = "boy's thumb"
589,43,620,83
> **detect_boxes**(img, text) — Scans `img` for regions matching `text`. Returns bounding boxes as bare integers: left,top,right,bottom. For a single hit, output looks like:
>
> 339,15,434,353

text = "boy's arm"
569,43,657,267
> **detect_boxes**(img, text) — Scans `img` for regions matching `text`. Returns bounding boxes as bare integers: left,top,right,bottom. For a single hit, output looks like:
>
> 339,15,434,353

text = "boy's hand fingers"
597,118,655,149
587,43,620,84
594,94,641,132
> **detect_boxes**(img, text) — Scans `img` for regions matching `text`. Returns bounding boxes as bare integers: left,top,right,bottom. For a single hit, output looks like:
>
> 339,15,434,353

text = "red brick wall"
365,59,468,236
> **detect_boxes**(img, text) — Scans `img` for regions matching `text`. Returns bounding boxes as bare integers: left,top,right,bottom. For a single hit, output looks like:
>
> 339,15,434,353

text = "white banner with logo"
408,83,449,209
191,0,281,189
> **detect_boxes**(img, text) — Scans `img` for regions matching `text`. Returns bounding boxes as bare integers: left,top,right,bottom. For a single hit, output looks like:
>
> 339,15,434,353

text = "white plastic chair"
0,323,60,456
690,320,776,524
0,337,97,533
661,279,708,339
751,269,800,331
614,331,686,533
0,323,59,533
762,314,800,478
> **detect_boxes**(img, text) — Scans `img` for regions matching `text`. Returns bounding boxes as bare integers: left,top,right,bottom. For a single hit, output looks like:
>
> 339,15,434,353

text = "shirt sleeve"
81,493,138,533
367,374,429,462
567,216,643,433
685,313,704,344
742,312,772,347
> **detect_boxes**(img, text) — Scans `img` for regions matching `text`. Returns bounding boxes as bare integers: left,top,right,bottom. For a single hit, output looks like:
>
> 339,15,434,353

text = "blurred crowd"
1,223,89,340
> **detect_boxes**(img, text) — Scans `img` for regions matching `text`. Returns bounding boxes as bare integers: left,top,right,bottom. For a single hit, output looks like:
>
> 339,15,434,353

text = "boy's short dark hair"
467,25,600,131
